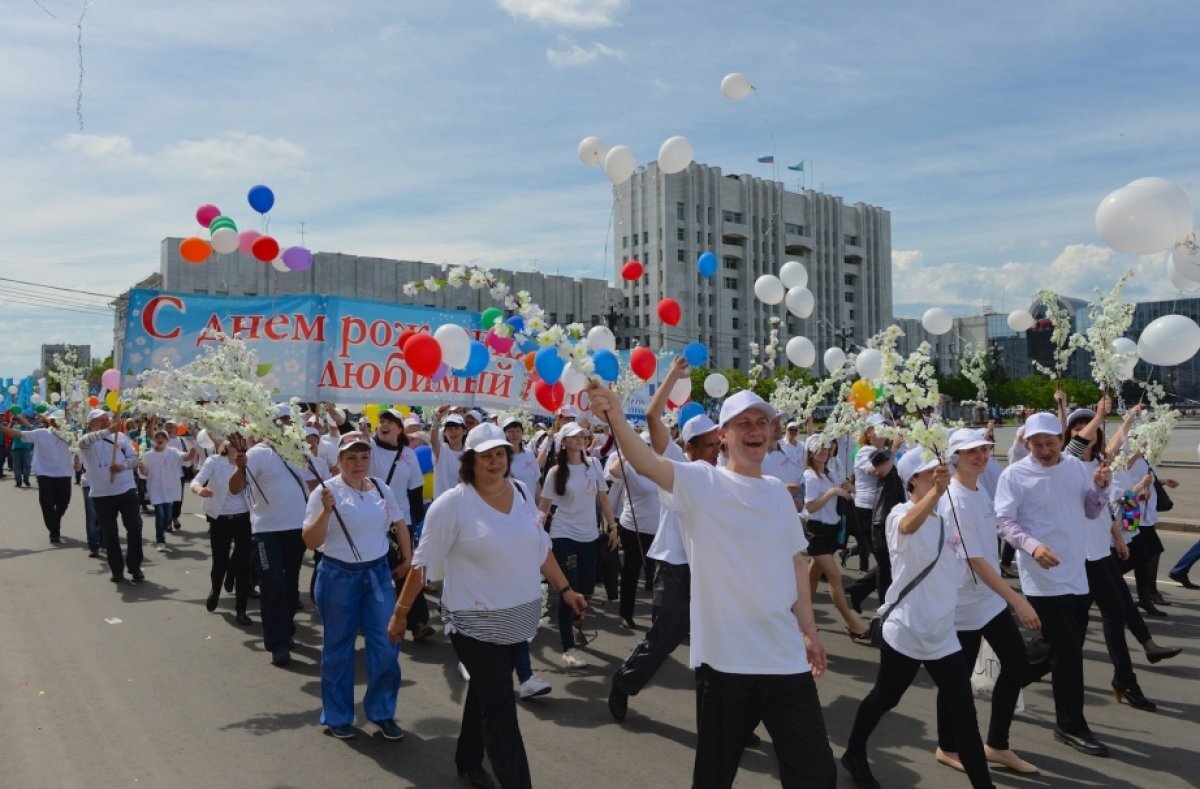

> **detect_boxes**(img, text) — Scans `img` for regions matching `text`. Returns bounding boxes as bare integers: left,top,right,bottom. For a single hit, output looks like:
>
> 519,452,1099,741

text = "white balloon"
657,136,694,175
196,429,216,451
1095,185,1180,254
1007,309,1035,332
670,377,693,405
823,347,846,372
586,325,616,352
561,365,589,395
754,275,785,305
784,286,814,318
785,336,816,367
210,227,239,255
1113,337,1138,380
1137,314,1200,366
30,394,42,405
1127,176,1193,243
779,260,808,289
604,145,636,185
577,136,607,167
50,392,61,403
1112,337,1137,356
270,257,289,273
922,307,953,336
1171,241,1200,280
6,385,15,395
703,372,729,398
434,324,472,369
721,72,753,100
855,348,883,380
1167,254,1200,292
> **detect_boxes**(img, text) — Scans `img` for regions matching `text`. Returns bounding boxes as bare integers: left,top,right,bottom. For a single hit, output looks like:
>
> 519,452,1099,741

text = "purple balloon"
282,246,313,272
431,362,449,383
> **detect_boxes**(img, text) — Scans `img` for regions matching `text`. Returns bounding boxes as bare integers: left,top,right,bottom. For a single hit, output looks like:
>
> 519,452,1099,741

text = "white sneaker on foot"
518,674,552,699
562,650,588,668
458,662,471,681
155,543,167,552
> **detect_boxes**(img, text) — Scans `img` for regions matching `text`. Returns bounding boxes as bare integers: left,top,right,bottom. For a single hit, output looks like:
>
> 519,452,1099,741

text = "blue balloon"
453,340,490,377
519,338,538,354
679,402,705,427
534,346,565,384
506,315,526,334
592,349,619,382
414,444,434,474
247,184,275,214
683,341,709,367
697,251,717,278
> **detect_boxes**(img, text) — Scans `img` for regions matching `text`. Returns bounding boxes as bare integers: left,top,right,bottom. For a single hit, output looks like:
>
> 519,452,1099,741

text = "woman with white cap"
431,406,467,498
932,428,1040,775
539,421,617,667
843,449,994,789
503,415,540,499
390,422,586,788
304,436,409,741
192,434,254,624
994,411,1112,758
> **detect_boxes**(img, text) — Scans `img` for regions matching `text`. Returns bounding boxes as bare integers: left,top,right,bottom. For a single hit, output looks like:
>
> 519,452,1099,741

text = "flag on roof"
756,155,774,164
787,161,804,172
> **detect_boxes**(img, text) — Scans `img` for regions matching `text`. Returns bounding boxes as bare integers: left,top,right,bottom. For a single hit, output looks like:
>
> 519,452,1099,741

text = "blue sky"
1,0,1197,374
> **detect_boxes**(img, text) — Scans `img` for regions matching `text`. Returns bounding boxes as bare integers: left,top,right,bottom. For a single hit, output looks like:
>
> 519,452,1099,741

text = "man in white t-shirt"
1,410,75,543
995,411,1112,758
587,381,835,788
77,409,145,582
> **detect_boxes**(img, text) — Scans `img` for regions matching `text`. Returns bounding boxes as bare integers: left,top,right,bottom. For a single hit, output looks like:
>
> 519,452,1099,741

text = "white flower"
402,282,419,297
423,277,442,292
468,269,490,289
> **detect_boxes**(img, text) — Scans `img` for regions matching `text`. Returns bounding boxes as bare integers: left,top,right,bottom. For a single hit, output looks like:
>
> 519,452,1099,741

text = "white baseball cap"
465,409,483,422
303,427,320,438
804,434,827,453
443,413,466,427
717,391,779,428
896,448,939,484
682,415,718,444
1024,412,1061,439
87,408,108,423
273,403,294,420
464,422,508,453
501,414,523,430
866,413,887,427
947,428,993,456
557,422,588,440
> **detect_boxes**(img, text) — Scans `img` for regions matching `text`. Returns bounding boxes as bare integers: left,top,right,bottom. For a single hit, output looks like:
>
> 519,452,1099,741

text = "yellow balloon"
850,379,875,411
422,471,434,501
104,391,120,412
363,404,381,428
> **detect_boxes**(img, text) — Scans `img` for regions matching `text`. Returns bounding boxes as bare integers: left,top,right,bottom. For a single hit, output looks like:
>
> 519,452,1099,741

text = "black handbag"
1152,473,1173,512
868,514,945,648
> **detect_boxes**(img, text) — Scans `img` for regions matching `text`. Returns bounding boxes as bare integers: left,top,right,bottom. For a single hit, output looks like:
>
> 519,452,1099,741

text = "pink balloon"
431,363,449,383
101,368,120,391
486,328,514,354
196,204,221,228
238,230,261,255
281,245,313,272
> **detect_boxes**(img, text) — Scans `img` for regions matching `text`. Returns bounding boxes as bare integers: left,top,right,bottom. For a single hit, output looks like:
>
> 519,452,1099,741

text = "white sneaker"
458,662,471,681
518,674,552,699
155,543,167,552
562,650,588,668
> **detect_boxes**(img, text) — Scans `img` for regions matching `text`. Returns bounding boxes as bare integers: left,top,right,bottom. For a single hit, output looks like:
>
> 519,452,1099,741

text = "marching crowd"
2,365,1200,789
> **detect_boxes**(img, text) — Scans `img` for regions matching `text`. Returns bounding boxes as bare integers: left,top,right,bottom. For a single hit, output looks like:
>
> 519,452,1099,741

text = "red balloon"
403,333,442,377
621,260,644,281
397,329,416,352
535,380,565,412
657,298,682,326
252,235,280,262
630,347,656,381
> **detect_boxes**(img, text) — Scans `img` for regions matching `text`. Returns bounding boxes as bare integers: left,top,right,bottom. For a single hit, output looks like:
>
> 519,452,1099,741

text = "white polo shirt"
22,429,74,477
244,444,311,534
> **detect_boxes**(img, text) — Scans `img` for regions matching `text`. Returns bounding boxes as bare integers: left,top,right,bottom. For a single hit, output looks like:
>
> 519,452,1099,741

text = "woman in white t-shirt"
432,408,467,499
192,437,253,625
504,415,541,500
607,432,664,630
303,438,411,742
390,423,586,788
802,435,869,641
850,418,896,572
138,429,194,551
539,422,618,668
843,450,993,789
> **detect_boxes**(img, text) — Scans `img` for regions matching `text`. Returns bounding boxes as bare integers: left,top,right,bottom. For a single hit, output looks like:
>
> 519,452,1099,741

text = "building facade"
614,162,892,370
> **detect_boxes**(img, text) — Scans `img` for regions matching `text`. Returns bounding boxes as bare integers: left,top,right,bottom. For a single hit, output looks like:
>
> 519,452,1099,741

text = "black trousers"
614,562,689,696
618,526,656,621
1086,554,1150,686
253,529,306,653
850,507,873,570
694,664,836,789
938,609,1027,752
450,633,532,789
209,513,252,612
845,544,892,611
35,475,72,538
1122,528,1164,600
93,488,144,577
172,479,185,521
1028,594,1091,735
848,641,992,788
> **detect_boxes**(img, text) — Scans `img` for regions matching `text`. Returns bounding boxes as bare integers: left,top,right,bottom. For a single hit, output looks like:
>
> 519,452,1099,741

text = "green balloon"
209,215,237,231
34,404,48,413
7,405,19,415
874,384,885,400
481,308,503,329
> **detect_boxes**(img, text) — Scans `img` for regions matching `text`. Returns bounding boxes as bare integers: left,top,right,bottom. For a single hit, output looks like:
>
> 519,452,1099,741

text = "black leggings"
938,610,1027,752
618,527,656,621
208,513,252,612
1086,554,1150,686
848,640,993,788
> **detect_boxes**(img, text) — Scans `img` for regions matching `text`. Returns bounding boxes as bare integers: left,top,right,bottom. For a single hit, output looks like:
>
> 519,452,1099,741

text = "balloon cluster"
179,185,313,274
578,134,695,186
1096,177,1197,295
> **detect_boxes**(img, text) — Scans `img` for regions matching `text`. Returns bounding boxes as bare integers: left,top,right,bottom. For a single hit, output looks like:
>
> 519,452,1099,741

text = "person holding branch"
77,409,145,583
585,380,836,789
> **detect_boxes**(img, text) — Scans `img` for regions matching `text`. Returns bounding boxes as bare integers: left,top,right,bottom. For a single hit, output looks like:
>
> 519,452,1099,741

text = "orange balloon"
180,236,211,264
850,379,875,411
176,424,188,437
87,395,99,408
523,351,536,373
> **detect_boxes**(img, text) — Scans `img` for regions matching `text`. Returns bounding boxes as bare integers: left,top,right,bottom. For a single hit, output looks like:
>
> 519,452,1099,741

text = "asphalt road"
0,479,1197,788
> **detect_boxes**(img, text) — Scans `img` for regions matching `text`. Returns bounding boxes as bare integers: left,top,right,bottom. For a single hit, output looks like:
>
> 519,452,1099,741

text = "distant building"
41,344,90,374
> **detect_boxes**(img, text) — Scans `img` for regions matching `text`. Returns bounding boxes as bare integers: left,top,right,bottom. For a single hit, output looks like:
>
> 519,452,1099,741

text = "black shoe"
110,574,124,584
1169,570,1200,589
235,611,253,626
608,683,628,722
411,623,436,641
1146,645,1182,664
248,588,261,599
271,649,291,667
1053,728,1109,757
840,751,880,789
1112,680,1156,712
620,617,638,630
372,718,405,740
88,550,99,558
1149,590,1170,606
224,572,235,593
206,588,220,612
327,724,356,739
49,535,61,544
457,766,495,788
1138,599,1167,617
130,572,145,583
849,593,864,615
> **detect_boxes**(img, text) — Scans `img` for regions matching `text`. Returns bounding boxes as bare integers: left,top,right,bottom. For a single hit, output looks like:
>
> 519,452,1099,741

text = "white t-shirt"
193,454,250,518
317,434,340,472
802,469,840,524
303,454,333,487
415,480,551,612
663,461,811,675
1110,460,1150,546
938,479,1007,631
881,501,965,660
1078,457,1116,560
170,436,195,471
143,447,186,505
853,446,883,509
303,475,398,563
22,429,74,477
370,440,421,523
994,455,1091,596
78,431,138,498
542,457,605,542
763,447,806,505
244,444,311,534
434,444,463,498
646,443,688,565
509,447,541,500
617,460,661,535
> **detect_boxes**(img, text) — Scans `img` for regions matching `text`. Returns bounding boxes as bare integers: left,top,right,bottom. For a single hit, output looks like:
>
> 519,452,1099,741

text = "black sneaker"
372,719,405,740
271,649,291,667
1169,570,1199,590
110,574,124,584
130,572,145,583
206,588,220,612
49,536,62,544
88,550,100,558
608,683,628,722
327,724,356,739
841,751,880,789
235,611,254,626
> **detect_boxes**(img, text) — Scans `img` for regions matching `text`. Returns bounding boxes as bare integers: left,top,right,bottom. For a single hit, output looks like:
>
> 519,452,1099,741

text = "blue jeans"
10,448,31,486
314,555,401,727
515,641,533,683
552,537,597,652
83,486,99,552
153,503,173,543
1171,538,1200,576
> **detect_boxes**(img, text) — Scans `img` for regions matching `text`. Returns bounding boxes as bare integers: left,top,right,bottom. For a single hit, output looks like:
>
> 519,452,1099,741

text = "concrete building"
614,162,892,370
40,344,90,374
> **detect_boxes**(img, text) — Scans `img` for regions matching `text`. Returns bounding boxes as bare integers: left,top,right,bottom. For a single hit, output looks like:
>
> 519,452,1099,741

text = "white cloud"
891,249,924,272
546,41,624,68
55,132,308,181
497,0,628,29
57,133,145,164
